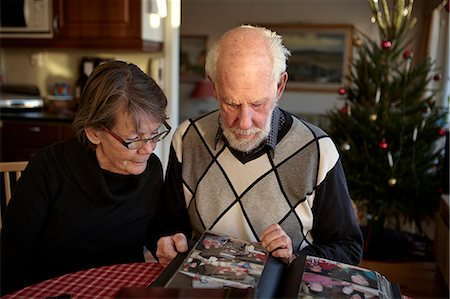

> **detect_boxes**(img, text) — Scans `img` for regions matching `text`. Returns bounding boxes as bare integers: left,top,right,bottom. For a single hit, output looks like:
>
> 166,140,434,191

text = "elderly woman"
0,61,170,295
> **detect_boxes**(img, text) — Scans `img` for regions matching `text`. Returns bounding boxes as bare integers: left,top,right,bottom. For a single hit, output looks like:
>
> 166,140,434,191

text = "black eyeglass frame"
101,121,171,150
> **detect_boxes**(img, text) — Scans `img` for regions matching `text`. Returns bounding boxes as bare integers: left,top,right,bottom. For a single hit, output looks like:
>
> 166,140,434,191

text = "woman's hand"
155,233,188,267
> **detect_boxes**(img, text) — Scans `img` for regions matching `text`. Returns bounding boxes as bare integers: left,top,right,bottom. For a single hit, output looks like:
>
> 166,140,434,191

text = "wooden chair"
0,161,28,228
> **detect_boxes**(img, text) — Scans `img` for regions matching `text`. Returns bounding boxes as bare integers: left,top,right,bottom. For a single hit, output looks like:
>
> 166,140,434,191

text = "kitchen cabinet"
0,0,162,51
0,120,74,162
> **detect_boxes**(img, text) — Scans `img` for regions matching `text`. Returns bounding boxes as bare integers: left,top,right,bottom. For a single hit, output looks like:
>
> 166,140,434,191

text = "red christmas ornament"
340,104,349,114
403,49,413,59
338,87,347,95
434,73,441,81
378,138,388,149
381,40,392,49
437,128,445,136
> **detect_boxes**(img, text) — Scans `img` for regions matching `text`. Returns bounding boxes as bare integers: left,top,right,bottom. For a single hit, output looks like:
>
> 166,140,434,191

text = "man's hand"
260,224,295,264
156,233,188,267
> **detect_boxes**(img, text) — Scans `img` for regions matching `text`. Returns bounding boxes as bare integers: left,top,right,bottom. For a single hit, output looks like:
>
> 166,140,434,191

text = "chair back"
0,161,28,228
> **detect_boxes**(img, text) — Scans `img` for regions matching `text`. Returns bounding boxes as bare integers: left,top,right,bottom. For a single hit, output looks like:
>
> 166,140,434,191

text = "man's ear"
276,72,288,99
85,127,102,145
208,76,218,100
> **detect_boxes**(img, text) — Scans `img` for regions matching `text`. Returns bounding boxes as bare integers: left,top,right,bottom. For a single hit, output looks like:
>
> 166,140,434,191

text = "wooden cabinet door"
54,0,141,39
0,120,74,162
52,0,144,48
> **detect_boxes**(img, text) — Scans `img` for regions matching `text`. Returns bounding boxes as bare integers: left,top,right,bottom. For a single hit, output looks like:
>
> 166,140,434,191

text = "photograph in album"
296,256,401,299
165,231,267,289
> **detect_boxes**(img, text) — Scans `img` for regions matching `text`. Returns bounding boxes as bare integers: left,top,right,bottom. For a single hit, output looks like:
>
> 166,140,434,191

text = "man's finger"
270,247,295,264
260,223,281,241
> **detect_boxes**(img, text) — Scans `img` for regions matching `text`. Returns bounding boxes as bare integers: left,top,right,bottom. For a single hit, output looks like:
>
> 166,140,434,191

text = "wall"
179,0,439,126
0,48,163,98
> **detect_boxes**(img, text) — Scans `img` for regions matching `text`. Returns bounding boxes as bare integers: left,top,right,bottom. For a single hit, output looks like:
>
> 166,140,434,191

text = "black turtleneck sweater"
1,138,164,295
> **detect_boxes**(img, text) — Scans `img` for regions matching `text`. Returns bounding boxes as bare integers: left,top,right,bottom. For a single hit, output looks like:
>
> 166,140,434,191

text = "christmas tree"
327,0,448,236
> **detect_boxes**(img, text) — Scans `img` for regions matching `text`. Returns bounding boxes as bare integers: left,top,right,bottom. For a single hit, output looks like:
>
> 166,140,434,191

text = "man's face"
219,95,275,153
213,54,281,153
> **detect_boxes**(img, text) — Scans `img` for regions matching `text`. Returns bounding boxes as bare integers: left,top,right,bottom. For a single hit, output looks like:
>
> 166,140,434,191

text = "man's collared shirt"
213,106,287,158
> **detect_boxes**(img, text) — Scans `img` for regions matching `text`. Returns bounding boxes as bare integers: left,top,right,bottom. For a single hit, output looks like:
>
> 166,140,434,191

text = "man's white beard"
221,107,274,153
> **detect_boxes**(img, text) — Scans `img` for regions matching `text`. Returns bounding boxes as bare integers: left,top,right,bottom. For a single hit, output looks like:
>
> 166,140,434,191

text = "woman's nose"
138,140,156,155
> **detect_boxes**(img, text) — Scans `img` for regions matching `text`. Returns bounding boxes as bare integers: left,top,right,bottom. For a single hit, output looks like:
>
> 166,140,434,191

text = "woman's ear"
85,127,102,145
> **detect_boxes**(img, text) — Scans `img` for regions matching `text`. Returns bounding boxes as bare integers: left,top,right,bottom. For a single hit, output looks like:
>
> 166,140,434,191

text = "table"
3,262,165,299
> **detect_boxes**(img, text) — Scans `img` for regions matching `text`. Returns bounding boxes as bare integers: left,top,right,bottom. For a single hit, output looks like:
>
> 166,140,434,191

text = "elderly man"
155,25,363,267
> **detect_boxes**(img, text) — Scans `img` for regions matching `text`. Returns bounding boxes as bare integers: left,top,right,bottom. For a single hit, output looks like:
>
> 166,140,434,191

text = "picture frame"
263,24,354,92
180,35,208,82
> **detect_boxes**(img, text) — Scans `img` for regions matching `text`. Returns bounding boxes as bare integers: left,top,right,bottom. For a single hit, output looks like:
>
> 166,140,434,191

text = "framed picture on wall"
263,24,354,92
180,35,208,82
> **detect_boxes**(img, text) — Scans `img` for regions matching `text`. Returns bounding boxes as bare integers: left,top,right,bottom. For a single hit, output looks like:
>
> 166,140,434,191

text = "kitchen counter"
0,110,75,162
0,109,75,123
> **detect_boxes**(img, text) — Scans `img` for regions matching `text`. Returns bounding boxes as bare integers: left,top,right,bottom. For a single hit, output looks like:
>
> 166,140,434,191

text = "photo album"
293,255,402,299
149,230,402,299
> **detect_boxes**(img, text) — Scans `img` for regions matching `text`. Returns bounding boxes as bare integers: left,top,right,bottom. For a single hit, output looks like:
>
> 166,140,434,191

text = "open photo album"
149,230,402,299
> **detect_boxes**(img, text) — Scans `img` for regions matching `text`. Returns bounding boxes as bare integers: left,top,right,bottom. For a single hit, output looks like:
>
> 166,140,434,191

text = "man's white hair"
205,24,291,85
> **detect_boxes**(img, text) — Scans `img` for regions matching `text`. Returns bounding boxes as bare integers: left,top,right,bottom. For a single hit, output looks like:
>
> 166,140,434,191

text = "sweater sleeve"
298,158,364,265
0,150,54,295
147,145,192,257
144,155,166,255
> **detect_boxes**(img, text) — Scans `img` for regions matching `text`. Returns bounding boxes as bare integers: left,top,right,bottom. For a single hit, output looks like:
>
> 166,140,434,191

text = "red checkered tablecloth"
3,262,165,299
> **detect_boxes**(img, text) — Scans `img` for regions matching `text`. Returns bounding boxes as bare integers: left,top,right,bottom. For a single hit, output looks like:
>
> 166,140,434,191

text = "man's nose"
237,106,252,130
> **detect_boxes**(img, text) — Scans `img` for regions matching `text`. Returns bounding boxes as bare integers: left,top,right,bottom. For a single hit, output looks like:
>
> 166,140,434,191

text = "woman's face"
92,109,160,175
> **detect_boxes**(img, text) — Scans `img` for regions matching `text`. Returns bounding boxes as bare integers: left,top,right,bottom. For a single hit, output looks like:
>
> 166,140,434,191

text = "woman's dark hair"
72,60,168,148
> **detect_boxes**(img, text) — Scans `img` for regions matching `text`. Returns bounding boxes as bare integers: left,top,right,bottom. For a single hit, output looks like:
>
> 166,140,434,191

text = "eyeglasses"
101,121,171,150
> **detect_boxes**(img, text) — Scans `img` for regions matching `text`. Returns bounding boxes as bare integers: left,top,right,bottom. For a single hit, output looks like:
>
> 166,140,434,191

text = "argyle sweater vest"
172,110,340,253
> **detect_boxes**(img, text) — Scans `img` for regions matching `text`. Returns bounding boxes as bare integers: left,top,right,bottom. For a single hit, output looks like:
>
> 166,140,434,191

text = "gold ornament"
341,143,351,151
353,37,363,47
388,177,397,186
369,113,377,121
